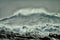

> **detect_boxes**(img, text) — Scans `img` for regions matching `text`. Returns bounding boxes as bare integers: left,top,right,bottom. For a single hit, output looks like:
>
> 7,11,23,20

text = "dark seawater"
0,8,60,40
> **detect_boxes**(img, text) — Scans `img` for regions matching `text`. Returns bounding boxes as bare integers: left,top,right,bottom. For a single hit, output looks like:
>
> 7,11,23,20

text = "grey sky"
0,0,60,18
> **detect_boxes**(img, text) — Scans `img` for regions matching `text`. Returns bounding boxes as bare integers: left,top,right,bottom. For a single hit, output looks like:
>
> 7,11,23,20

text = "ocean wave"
0,8,60,40
0,8,60,21
0,12,60,25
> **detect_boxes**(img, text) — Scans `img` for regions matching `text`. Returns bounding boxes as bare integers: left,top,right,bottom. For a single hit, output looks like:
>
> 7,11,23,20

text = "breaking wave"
13,8,60,16
0,8,60,40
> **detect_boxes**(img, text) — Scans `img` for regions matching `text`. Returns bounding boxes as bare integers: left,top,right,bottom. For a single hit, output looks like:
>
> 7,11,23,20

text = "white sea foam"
0,23,60,38
13,8,60,17
13,8,47,15
13,8,54,15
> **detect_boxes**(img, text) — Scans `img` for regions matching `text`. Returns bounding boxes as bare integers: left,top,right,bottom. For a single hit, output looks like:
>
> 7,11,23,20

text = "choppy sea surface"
0,8,60,40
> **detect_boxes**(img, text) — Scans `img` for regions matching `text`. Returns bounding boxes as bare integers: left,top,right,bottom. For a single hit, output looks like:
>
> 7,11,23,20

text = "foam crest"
13,8,49,15
13,8,60,17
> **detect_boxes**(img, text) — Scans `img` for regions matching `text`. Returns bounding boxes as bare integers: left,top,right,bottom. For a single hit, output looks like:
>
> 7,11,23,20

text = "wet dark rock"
0,34,6,38
49,34,60,39
0,30,60,40
6,34,11,39
0,30,5,34
39,37,50,40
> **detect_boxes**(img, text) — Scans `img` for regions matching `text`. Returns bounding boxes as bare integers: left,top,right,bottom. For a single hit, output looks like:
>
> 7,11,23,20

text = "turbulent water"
0,8,60,40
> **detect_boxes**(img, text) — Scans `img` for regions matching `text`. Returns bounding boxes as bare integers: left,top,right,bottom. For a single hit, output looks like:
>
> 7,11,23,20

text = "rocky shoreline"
0,30,60,40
